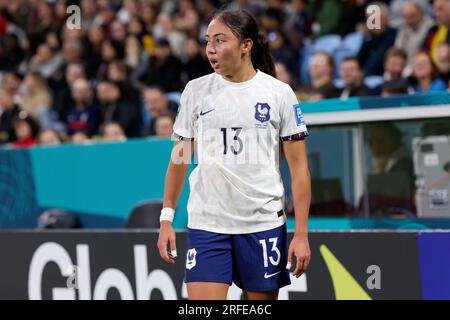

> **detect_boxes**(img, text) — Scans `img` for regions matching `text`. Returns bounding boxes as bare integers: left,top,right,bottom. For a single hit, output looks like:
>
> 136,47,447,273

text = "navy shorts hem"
184,278,232,286
236,278,291,292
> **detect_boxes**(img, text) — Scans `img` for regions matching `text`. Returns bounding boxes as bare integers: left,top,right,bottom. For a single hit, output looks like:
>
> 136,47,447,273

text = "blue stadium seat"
341,32,364,56
313,34,342,54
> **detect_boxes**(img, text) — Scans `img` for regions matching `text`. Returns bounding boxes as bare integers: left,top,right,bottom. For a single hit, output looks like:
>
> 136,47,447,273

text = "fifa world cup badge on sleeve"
293,104,305,126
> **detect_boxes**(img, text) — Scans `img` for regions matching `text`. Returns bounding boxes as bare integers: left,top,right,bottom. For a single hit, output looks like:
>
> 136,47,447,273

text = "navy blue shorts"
184,224,291,292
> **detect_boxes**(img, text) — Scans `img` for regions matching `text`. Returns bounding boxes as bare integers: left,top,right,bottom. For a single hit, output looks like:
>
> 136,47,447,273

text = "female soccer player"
157,9,311,300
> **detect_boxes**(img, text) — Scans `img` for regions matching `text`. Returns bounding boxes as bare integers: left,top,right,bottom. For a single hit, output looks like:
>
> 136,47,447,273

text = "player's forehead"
205,19,235,39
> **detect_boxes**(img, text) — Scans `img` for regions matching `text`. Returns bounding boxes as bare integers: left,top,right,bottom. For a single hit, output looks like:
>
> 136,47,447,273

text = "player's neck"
223,63,257,83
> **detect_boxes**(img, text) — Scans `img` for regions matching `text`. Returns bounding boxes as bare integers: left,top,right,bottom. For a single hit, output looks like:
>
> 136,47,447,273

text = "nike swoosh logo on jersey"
264,271,281,279
199,109,215,116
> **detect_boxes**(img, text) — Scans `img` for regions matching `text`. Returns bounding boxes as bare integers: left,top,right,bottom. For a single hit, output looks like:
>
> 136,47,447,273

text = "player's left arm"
282,139,311,278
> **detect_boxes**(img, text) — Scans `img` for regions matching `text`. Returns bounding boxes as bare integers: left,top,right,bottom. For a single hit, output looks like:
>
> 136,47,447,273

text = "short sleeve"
172,82,196,141
279,84,309,141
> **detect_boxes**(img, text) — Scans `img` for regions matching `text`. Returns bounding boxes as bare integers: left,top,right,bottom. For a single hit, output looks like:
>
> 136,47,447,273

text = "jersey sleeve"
172,82,196,141
279,84,309,141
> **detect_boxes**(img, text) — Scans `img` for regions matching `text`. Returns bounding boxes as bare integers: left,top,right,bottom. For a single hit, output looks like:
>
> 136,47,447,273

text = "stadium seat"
125,200,163,228
341,32,364,56
313,34,342,54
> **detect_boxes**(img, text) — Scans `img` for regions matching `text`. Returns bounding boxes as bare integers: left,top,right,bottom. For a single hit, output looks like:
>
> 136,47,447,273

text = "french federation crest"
254,103,271,123
186,248,197,270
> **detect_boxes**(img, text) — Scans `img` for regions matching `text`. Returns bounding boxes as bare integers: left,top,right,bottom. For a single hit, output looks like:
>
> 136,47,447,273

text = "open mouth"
210,59,219,68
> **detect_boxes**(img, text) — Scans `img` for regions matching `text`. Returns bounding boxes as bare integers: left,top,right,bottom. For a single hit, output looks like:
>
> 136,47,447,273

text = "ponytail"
252,34,276,77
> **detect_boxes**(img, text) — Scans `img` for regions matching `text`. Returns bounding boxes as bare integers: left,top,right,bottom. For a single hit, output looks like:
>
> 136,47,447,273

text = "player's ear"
241,38,253,56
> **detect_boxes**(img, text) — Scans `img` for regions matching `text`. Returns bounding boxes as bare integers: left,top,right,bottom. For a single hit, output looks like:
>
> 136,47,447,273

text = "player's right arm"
157,140,195,264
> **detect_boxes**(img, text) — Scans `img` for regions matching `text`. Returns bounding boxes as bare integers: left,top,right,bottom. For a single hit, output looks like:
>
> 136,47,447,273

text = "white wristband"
160,207,175,223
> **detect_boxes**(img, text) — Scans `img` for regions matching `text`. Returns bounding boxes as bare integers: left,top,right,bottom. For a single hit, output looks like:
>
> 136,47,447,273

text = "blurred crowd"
0,0,449,148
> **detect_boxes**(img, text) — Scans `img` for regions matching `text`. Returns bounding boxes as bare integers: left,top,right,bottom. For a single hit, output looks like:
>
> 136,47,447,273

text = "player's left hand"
287,233,311,278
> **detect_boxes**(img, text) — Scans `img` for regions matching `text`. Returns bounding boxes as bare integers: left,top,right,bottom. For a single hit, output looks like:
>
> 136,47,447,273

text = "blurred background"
0,0,450,300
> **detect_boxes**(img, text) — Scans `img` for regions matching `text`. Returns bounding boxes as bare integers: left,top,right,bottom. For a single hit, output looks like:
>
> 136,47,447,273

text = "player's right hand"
157,221,177,264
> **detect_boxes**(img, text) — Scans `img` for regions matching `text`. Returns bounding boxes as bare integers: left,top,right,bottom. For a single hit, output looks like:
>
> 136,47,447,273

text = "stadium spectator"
97,39,125,82
389,0,430,28
124,35,145,71
0,0,449,151
2,70,24,105
260,7,284,34
358,2,397,76
268,30,300,87
142,86,178,136
172,0,202,37
0,88,21,143
80,0,98,30
182,37,212,85
282,0,309,51
297,52,340,101
28,43,63,80
362,122,415,216
153,12,187,59
0,33,25,71
383,48,408,81
71,131,91,144
154,111,176,138
226,0,265,15
96,80,142,137
117,0,139,24
60,40,84,75
38,129,63,146
138,38,183,92
275,61,293,87
339,57,371,98
51,62,87,123
110,20,128,43
107,60,141,107
373,48,409,94
422,0,450,65
67,78,101,136
11,111,40,149
101,122,127,142
394,2,434,69
127,16,154,55
20,71,52,122
409,51,447,93
83,25,105,79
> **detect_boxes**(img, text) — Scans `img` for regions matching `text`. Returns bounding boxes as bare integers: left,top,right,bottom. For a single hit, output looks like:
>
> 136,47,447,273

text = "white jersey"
173,70,308,234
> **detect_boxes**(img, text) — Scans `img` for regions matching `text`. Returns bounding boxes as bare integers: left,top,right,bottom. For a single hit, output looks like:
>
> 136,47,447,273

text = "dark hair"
381,79,408,95
367,122,403,149
213,9,276,77
13,112,40,139
341,56,361,69
384,48,407,63
312,51,335,70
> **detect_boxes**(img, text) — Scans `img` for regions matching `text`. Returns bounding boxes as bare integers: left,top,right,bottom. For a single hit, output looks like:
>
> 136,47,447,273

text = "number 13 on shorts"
259,237,281,267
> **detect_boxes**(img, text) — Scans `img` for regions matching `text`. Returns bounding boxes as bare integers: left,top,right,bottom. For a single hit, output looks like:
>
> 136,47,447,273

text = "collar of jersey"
216,69,261,88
